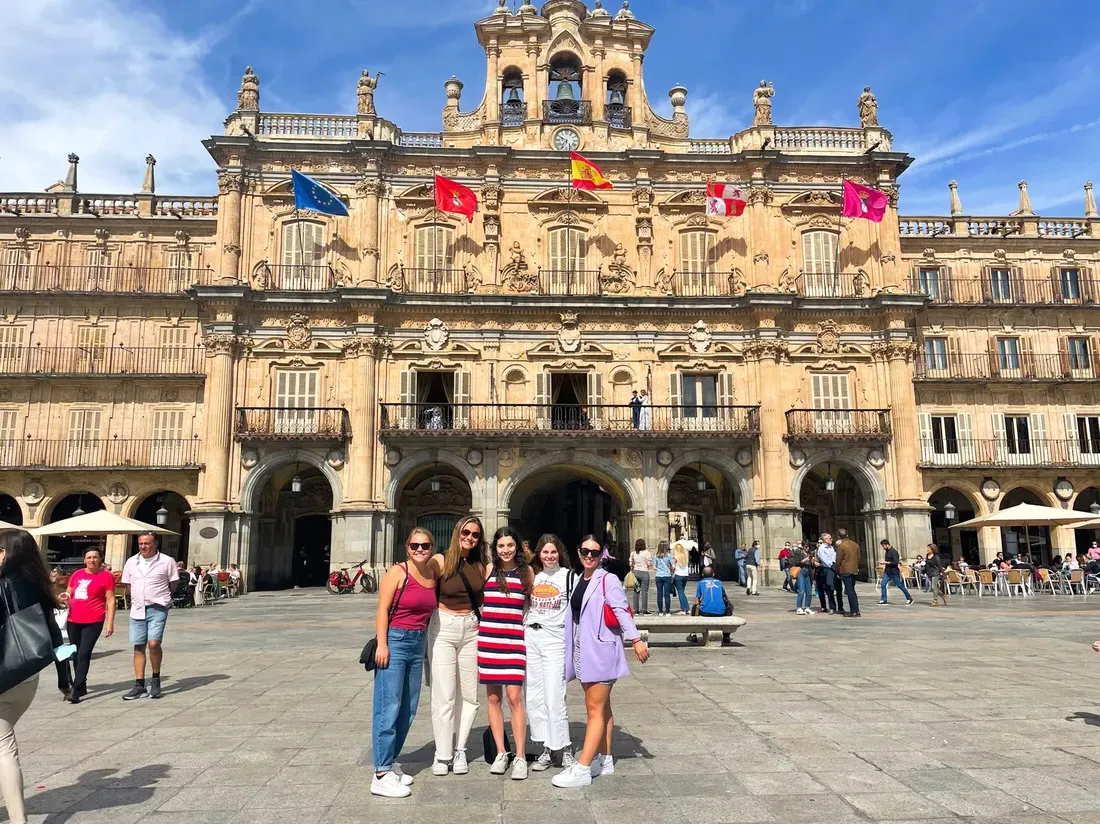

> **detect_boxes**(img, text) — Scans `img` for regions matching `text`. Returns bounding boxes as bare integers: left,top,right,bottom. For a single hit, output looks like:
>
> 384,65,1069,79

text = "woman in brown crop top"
426,515,488,776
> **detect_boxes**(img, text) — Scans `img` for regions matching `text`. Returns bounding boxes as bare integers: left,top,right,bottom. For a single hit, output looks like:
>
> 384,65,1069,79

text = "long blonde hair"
672,543,688,569
441,515,488,580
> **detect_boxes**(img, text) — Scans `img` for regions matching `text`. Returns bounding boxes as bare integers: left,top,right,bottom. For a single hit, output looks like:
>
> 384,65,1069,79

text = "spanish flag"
570,151,613,191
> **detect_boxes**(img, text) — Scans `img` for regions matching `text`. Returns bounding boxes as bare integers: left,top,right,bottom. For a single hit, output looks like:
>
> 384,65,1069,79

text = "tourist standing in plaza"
789,541,813,615
552,536,649,789
0,530,65,824
524,535,576,773
370,527,439,799
815,533,838,614
120,532,179,700
878,539,914,605
629,539,653,615
744,541,760,596
735,544,747,587
653,542,674,615
925,545,946,606
834,529,861,617
778,541,792,592
671,543,690,614
701,541,717,571
427,515,487,777
63,547,116,702
478,527,533,780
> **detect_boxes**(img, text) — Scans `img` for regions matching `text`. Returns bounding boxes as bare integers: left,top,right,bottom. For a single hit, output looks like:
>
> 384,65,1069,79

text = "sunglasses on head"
460,528,480,539
408,542,432,551
578,548,602,558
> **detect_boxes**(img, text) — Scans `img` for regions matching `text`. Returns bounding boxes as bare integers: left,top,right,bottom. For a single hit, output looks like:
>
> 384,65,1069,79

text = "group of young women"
369,516,649,799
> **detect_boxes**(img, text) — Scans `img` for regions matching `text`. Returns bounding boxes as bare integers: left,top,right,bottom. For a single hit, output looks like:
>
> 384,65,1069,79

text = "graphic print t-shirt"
525,567,572,631
67,569,115,623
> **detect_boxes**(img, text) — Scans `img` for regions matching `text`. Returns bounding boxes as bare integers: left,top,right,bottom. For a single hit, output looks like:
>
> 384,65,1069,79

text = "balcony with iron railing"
0,265,212,294
500,100,527,127
0,346,204,377
605,104,632,130
672,271,741,298
542,100,593,125
258,264,336,292
915,352,1095,382
919,439,1100,468
538,269,602,297
796,271,869,298
379,403,761,438
906,276,1100,306
396,267,473,295
0,438,201,469
785,409,892,441
235,407,350,441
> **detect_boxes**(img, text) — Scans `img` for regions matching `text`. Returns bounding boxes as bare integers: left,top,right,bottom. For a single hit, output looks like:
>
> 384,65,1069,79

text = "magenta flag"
842,179,888,222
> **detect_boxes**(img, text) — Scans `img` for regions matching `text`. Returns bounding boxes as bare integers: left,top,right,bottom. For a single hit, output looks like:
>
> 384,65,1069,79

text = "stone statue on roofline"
237,66,259,111
752,80,774,127
858,86,879,128
358,70,382,116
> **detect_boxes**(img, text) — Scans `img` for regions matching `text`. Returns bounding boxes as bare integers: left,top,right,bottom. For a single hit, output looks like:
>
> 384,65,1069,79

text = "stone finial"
669,84,688,114
858,85,879,128
237,66,260,111
444,76,464,105
948,180,963,216
615,0,634,19
1085,181,1098,219
494,0,510,13
517,1,536,14
1015,180,1035,216
141,154,156,194
63,153,79,192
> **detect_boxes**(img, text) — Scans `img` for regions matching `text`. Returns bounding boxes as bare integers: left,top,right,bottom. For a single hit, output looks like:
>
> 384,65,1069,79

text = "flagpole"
836,180,845,296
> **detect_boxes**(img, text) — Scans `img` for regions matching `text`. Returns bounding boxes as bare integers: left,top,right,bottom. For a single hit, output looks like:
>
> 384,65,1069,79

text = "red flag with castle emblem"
434,174,478,222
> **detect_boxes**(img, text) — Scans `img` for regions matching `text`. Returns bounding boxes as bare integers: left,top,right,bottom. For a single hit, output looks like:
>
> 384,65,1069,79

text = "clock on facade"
981,478,1001,501
552,128,580,152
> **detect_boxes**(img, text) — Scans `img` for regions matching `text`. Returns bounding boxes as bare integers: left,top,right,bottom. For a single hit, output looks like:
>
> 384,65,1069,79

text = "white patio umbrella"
31,510,176,538
950,502,1090,529
1064,516,1100,530
0,519,23,531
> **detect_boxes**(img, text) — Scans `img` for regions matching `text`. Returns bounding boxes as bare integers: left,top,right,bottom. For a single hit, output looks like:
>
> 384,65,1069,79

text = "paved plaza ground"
9,581,1100,824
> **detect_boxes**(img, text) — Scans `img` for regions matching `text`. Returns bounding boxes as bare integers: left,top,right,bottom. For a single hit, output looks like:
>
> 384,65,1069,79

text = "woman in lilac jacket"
552,535,649,788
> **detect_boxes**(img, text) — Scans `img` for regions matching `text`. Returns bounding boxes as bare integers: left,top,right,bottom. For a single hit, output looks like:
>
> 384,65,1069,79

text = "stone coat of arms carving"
424,318,449,351
558,312,581,353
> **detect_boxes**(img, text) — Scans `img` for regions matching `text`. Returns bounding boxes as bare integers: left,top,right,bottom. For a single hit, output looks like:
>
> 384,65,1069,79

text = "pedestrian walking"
701,541,716,572
63,547,116,702
789,542,813,615
428,515,487,777
778,541,792,592
744,541,760,596
120,532,179,700
924,545,947,606
524,535,576,773
479,527,533,780
834,529,861,618
653,542,674,615
815,534,838,614
878,539,914,605
629,539,652,615
689,546,701,576
370,528,439,799
552,536,648,788
671,543,690,614
0,530,67,824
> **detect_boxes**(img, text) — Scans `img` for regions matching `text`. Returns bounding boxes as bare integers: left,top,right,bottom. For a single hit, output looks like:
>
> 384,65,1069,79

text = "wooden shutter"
1030,412,1047,464
0,326,25,371
1019,336,1034,378
918,412,933,462
151,407,185,465
1050,265,1064,304
399,369,415,429
587,370,603,429
801,231,837,275
549,228,565,272
78,326,108,367
991,412,1006,463
1065,412,1081,463
275,370,318,433
946,336,960,376
535,370,550,429
1058,338,1072,377
416,226,454,271
939,265,953,302
1084,266,1097,304
282,222,300,267
1011,266,1025,303
987,337,999,378
0,409,15,465
668,371,682,425
957,412,973,464
67,408,102,465
454,370,471,429
980,266,992,302
717,372,734,423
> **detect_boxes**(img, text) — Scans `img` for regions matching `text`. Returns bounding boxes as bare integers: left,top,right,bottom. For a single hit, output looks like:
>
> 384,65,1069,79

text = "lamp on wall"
823,464,836,493
156,495,169,526
1090,501,1100,516
291,463,303,494
73,495,85,517
696,462,706,492
943,500,957,522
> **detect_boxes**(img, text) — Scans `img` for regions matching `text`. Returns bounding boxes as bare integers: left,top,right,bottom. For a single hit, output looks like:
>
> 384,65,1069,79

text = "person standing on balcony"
427,516,487,777
638,389,651,431
629,540,653,615
121,532,179,700
629,390,642,429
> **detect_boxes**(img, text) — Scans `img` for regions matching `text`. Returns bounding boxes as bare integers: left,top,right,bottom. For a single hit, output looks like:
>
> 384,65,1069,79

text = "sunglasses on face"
408,542,432,551
460,529,480,539
578,548,602,558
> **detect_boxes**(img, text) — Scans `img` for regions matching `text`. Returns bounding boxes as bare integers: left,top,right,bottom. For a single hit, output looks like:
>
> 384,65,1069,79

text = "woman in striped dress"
478,526,533,780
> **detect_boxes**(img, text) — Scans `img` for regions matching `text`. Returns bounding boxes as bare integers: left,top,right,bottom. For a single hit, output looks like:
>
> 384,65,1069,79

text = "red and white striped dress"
477,568,526,685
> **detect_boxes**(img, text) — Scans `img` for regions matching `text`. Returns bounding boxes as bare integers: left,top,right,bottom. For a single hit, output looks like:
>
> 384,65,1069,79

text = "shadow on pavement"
84,673,231,700
28,764,170,821
1066,711,1100,727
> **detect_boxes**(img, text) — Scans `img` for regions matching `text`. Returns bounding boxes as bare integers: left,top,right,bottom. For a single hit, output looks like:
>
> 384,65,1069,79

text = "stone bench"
633,614,748,648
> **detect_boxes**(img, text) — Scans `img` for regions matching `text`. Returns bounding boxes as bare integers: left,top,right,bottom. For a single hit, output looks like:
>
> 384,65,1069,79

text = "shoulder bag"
0,578,59,695
359,564,408,672
601,574,633,630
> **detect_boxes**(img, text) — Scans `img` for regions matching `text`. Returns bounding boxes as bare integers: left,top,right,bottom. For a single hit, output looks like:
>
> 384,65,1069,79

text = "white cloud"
0,0,242,195
684,89,743,140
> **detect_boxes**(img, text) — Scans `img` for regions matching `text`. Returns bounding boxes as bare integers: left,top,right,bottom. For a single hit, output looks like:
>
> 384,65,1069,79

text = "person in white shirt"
815,534,838,614
524,534,577,772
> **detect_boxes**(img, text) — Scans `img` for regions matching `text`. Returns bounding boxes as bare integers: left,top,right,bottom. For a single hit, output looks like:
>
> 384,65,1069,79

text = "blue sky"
2,0,1097,215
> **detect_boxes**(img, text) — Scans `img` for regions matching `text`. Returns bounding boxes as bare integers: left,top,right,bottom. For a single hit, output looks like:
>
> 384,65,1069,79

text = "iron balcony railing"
673,271,740,297
261,264,335,291
397,267,472,295
543,100,593,125
500,100,527,127
0,438,201,469
379,403,761,437
605,103,632,130
235,407,350,441
906,276,1100,306
0,265,211,294
0,346,204,377
796,271,868,298
919,438,1100,468
539,269,602,297
785,409,892,440
915,352,1095,382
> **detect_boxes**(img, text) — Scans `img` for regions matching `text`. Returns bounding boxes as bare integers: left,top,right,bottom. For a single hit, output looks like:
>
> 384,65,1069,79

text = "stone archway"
129,491,191,564
1071,486,1100,555
928,486,980,566
394,466,473,562
1000,487,1053,565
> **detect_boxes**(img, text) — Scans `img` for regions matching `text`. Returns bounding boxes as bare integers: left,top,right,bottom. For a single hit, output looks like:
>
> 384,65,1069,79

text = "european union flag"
291,169,349,217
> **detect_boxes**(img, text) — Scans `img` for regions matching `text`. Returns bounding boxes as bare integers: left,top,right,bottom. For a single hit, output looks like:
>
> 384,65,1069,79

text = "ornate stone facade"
2,1,1098,587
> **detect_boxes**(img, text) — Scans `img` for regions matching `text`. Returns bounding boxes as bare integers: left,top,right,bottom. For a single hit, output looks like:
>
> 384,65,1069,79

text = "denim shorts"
129,605,169,645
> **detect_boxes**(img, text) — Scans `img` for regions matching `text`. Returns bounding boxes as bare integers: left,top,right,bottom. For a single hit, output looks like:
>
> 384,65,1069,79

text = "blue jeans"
796,570,813,609
372,628,426,772
737,560,747,585
655,576,672,613
673,575,689,612
879,568,912,602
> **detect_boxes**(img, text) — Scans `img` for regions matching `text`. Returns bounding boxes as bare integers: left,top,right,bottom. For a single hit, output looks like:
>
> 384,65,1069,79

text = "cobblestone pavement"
10,582,1100,823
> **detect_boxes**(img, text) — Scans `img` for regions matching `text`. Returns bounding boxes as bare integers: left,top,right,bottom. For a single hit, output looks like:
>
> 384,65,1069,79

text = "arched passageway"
46,493,106,569
0,494,22,526
1000,488,1052,565
1072,486,1100,555
252,465,335,590
666,465,739,579
394,465,473,562
130,491,191,564
798,465,870,578
929,487,978,566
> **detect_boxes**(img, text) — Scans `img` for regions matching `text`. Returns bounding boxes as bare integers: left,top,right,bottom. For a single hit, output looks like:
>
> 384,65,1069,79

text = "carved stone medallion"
558,312,581,353
286,314,312,350
107,483,129,504
22,482,45,505
689,320,712,354
424,318,449,352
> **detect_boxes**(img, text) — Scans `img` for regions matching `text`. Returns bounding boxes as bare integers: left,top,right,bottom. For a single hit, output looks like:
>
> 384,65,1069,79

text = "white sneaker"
391,763,414,786
511,757,529,780
804,608,815,615
431,759,449,777
531,748,553,772
371,771,411,798
562,749,577,769
452,750,469,775
489,752,512,775
796,608,805,615
599,754,614,775
589,754,603,777
552,762,593,788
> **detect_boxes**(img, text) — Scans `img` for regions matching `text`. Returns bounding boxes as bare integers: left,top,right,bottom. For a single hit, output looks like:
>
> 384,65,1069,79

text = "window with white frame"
930,415,958,454
547,226,587,272
1060,268,1081,301
1068,337,1091,371
1077,415,1100,454
917,267,941,300
414,225,455,271
281,221,325,288
811,372,851,433
1004,415,1031,454
989,268,1012,302
924,338,948,371
801,231,838,275
996,337,1020,370
274,370,319,434
682,374,718,419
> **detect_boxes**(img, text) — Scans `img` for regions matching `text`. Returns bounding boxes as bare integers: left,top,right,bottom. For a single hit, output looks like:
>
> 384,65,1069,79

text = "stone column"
217,172,244,285
356,178,383,286
344,334,378,507
486,43,500,123
878,337,924,504
198,334,238,506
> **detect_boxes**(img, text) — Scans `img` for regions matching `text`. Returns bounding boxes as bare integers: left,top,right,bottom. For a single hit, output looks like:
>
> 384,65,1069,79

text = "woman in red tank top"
370,528,438,799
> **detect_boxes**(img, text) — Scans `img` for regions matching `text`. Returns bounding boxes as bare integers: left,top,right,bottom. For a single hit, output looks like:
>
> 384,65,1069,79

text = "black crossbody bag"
359,564,408,671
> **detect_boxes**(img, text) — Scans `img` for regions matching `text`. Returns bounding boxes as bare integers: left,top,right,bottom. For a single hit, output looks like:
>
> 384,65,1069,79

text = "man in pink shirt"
120,532,179,700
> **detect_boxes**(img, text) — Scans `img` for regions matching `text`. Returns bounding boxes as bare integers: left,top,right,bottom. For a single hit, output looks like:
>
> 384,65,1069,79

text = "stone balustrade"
256,114,358,138
397,132,444,148
0,195,60,214
773,127,865,152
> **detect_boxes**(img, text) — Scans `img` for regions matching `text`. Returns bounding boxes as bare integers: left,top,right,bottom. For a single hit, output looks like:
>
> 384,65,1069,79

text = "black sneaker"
905,599,914,606
149,677,162,699
123,685,147,701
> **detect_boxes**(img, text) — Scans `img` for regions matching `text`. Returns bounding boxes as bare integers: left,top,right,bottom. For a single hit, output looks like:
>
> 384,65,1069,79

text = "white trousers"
428,609,480,761
745,565,758,595
524,625,570,751
0,673,38,824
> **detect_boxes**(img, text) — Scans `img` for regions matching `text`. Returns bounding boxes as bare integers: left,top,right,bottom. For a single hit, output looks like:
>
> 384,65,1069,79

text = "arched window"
281,220,326,289
547,53,585,123
547,227,587,272
503,367,528,406
800,230,839,296
679,230,716,274
415,225,455,271
502,67,526,127
605,70,629,129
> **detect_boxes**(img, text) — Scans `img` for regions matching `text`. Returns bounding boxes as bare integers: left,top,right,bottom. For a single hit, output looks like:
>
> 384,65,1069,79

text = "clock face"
981,479,1000,500
553,128,580,152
